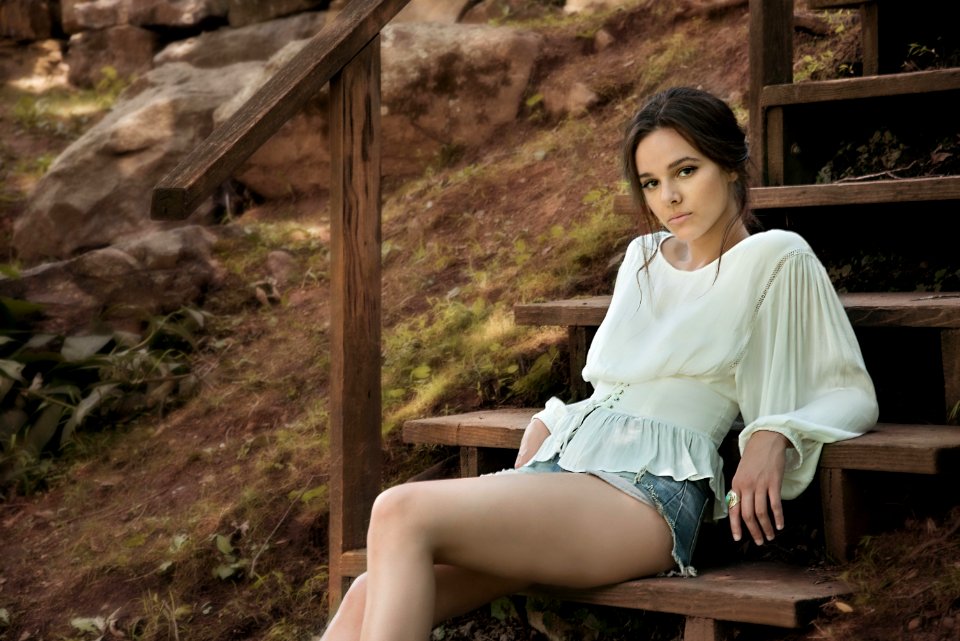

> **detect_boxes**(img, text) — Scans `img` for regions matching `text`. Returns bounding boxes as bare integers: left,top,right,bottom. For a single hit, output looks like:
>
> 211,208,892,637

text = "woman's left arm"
731,250,879,545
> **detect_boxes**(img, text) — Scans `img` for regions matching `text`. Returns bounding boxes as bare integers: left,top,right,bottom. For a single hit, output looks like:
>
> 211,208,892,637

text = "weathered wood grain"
819,423,960,473
404,411,960,475
514,292,960,329
614,175,960,214
327,36,383,610
748,0,794,186
150,0,410,220
337,549,847,629
760,68,960,107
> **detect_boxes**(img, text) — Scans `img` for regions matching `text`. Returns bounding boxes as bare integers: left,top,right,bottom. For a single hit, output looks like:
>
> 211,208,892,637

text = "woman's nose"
661,182,681,205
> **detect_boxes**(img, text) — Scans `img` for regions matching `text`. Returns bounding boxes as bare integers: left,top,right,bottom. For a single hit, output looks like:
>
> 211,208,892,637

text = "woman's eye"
678,166,697,177
641,179,658,190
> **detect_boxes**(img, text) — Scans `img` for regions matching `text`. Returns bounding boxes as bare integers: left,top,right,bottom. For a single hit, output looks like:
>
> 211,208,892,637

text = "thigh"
384,472,675,588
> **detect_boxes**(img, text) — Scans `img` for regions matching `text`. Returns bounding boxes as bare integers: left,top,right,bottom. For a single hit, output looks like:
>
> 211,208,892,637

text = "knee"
367,484,424,544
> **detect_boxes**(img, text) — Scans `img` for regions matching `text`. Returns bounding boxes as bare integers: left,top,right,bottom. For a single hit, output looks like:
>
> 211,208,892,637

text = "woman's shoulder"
741,228,813,258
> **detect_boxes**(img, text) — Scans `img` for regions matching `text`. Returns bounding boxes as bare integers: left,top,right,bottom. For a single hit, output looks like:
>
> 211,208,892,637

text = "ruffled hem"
527,405,729,521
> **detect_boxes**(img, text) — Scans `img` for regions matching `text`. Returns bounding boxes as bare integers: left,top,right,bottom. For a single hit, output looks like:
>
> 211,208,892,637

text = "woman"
320,86,879,641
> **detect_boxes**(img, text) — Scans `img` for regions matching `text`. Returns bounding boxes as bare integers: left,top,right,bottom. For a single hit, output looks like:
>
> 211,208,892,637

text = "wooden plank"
515,293,960,330
765,106,785,186
748,0,794,185
684,616,726,641
942,329,960,420
334,551,847,629
460,446,479,477
820,468,866,562
808,0,866,8
840,292,960,329
514,296,609,327
327,36,383,611
749,176,960,209
403,408,532,448
860,2,879,76
530,563,849,628
818,424,960,474
404,412,960,475
150,0,411,220
340,549,369,578
760,68,960,108
615,176,960,214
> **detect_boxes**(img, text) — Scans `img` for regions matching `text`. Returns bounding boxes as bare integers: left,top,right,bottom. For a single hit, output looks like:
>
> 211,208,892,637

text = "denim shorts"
507,457,711,577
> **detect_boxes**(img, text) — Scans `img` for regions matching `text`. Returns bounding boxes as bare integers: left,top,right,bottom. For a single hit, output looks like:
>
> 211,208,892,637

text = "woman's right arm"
515,418,550,468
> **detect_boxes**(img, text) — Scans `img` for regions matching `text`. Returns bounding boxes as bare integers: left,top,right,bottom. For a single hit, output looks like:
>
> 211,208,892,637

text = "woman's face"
633,127,739,248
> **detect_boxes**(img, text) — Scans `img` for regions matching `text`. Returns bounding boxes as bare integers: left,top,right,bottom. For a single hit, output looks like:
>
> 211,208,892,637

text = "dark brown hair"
622,86,759,275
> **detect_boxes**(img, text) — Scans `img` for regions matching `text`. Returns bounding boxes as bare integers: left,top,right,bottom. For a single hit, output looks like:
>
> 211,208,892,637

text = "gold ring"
725,490,740,509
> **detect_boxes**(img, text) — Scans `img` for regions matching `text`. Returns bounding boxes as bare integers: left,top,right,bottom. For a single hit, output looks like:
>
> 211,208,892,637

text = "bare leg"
360,473,674,641
319,566,528,641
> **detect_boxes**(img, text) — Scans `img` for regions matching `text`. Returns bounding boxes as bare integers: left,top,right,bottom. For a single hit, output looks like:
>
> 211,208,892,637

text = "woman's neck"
667,222,750,271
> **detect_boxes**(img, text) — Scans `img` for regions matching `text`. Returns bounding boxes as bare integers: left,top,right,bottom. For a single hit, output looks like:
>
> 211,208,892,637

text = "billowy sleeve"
735,250,879,499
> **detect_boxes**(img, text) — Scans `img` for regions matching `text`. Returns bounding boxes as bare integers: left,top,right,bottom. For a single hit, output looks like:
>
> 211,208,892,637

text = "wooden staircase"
373,1,960,639
147,0,960,637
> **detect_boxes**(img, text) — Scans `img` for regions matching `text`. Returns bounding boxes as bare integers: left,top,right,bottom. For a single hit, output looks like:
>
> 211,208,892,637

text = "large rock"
71,0,130,30
129,0,229,28
0,1,55,40
215,22,543,197
0,226,222,335
563,0,625,13
154,10,328,68
67,25,159,87
391,0,473,24
12,61,261,263
227,0,326,28
61,0,86,34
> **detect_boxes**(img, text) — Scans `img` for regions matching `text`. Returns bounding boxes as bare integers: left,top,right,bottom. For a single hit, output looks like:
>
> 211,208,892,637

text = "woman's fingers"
729,485,784,545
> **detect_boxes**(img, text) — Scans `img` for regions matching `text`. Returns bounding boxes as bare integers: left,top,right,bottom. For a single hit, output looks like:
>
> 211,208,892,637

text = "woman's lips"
669,213,692,224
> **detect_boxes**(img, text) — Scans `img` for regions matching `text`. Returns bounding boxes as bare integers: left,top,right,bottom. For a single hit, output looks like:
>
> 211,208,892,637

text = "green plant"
0,300,209,495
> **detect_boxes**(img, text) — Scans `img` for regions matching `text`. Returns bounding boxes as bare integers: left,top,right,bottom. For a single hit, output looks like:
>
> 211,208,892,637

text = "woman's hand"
728,430,790,545
515,418,550,468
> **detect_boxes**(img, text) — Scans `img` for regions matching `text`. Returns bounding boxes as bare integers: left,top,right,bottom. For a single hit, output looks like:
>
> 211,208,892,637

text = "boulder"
563,0,626,13
0,226,222,335
71,0,130,30
227,0,327,28
128,0,229,28
14,19,542,257
13,61,261,263
216,22,543,197
154,10,328,68
391,0,473,24
61,0,85,34
542,80,599,117
0,0,55,41
380,22,542,164
67,25,159,87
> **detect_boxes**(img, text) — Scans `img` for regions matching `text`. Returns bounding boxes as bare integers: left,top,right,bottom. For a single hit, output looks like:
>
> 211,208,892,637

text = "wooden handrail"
150,0,411,220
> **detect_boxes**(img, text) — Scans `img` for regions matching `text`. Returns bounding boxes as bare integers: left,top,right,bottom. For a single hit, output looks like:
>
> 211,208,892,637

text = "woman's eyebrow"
667,156,699,169
637,156,700,178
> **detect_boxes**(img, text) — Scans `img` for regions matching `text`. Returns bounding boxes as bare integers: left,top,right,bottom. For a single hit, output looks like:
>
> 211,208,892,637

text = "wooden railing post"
748,0,793,186
327,34,383,610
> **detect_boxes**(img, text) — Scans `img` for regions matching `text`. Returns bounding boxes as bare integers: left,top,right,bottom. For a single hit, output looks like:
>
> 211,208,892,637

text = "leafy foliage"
0,298,207,496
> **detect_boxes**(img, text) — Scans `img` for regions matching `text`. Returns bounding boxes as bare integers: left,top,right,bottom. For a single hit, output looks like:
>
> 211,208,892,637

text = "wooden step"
514,292,960,329
760,68,960,107
613,175,960,213
403,410,960,475
337,547,848,630
808,0,869,8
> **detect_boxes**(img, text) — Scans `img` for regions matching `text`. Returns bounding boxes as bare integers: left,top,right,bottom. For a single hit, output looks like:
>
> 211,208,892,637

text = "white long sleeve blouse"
527,229,879,520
